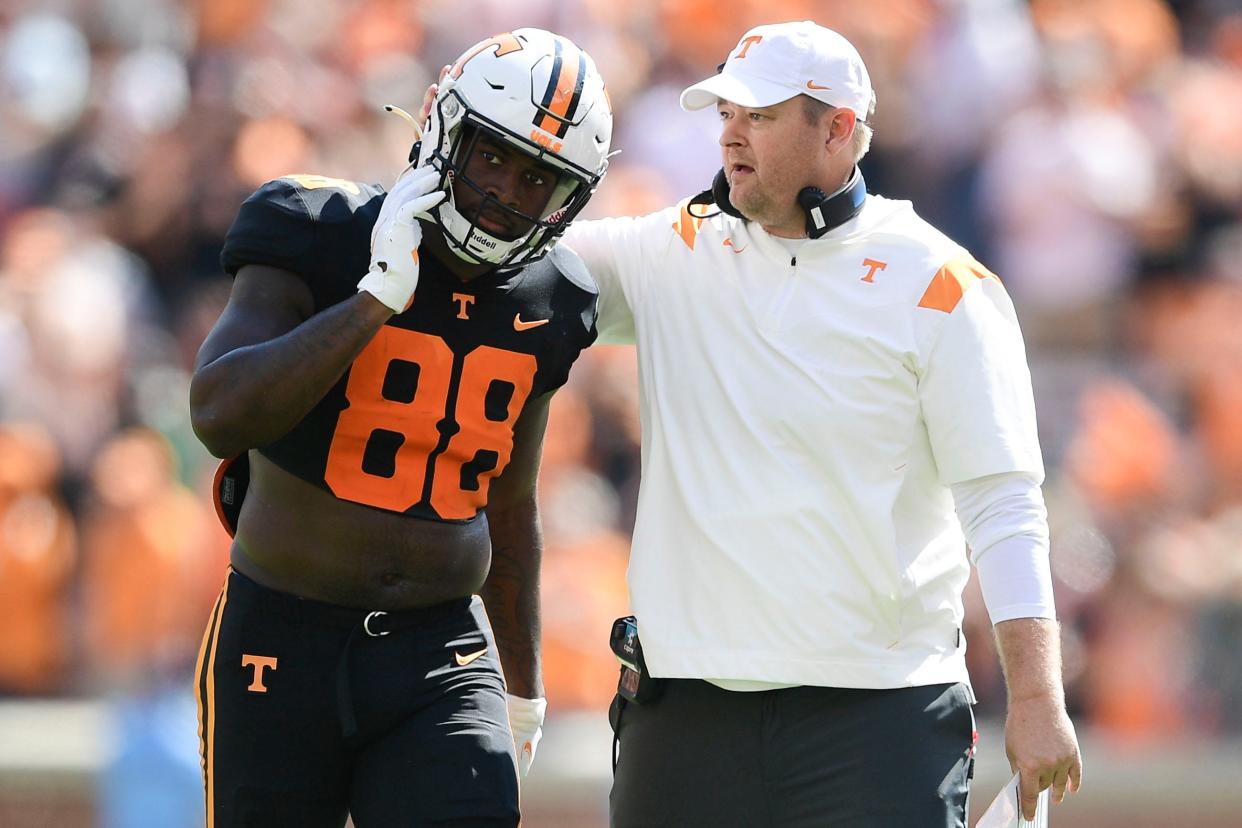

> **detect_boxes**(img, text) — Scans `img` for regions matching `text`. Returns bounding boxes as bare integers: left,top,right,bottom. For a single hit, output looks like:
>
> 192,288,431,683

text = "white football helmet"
416,28,613,268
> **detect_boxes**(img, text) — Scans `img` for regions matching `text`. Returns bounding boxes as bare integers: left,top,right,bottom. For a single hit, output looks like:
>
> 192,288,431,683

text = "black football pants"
610,679,974,827
195,569,519,828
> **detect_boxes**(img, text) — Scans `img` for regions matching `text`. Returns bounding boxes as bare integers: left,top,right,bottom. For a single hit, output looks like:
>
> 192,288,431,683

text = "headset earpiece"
693,166,867,234
797,167,866,238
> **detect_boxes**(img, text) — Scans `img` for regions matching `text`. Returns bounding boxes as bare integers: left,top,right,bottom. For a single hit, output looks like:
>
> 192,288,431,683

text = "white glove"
357,165,445,313
506,694,546,777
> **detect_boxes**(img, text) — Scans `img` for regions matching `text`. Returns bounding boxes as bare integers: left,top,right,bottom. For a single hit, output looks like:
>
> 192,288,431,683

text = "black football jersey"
219,174,598,522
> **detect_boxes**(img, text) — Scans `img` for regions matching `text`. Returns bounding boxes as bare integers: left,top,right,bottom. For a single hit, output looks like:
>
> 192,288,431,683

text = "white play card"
975,773,1049,828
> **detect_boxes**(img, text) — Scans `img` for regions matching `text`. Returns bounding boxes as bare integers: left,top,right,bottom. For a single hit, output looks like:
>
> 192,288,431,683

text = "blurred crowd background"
2,0,1242,823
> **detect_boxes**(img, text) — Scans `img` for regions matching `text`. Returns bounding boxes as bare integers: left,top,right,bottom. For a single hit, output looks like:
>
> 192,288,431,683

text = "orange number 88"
324,327,536,519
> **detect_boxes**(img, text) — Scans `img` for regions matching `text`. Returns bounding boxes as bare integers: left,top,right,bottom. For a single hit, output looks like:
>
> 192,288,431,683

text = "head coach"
561,20,1083,827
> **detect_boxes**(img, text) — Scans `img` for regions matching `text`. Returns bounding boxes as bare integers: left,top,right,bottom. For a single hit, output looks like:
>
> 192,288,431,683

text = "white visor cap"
680,21,873,119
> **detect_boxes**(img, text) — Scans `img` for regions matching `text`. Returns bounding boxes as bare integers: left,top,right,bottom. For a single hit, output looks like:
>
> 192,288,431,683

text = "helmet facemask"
424,89,602,268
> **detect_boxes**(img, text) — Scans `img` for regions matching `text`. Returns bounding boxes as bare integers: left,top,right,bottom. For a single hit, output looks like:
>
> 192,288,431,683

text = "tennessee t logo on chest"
860,258,888,283
452,292,475,319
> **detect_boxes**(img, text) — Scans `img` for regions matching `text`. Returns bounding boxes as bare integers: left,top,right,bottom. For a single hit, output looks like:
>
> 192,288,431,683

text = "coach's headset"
690,166,866,239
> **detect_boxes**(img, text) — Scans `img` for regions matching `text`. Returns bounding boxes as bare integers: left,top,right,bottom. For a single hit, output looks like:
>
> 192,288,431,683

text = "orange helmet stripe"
534,38,586,138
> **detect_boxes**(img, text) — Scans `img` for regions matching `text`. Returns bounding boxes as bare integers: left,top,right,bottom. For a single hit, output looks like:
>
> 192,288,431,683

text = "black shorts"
194,569,519,828
609,679,975,828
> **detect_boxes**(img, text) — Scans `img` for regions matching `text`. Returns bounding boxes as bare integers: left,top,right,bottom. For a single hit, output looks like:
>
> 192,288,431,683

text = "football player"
189,29,611,827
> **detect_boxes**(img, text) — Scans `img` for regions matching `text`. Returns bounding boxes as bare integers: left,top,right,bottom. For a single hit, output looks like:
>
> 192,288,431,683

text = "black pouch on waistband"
609,616,664,704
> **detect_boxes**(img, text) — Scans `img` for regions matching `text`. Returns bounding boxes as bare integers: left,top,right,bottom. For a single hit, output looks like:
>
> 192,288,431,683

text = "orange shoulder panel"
671,199,706,251
917,256,1001,314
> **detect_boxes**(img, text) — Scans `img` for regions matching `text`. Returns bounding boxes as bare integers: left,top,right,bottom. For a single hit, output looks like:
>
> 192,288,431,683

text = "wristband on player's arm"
506,693,546,777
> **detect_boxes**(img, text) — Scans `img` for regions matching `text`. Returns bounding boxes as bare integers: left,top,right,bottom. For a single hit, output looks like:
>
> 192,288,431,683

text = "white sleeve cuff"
951,472,1056,625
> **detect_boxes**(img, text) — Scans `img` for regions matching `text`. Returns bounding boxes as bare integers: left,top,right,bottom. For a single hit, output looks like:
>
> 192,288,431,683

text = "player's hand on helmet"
506,694,546,777
357,165,445,313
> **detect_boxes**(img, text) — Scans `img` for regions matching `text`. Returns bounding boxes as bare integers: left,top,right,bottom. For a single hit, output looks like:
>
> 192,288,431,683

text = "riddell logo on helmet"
529,129,563,154
546,207,568,224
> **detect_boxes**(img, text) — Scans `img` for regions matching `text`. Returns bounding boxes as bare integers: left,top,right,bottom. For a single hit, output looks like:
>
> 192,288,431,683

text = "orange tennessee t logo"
734,35,763,59
450,33,523,79
860,258,888,283
452,292,475,320
241,654,278,693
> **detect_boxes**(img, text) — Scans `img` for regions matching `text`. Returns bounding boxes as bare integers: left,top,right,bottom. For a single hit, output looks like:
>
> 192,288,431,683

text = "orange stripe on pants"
194,576,230,828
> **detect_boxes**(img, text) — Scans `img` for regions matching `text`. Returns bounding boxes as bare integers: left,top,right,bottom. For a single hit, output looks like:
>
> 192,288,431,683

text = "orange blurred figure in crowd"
541,531,632,710
1064,379,1184,521
0,423,77,694
539,387,633,710
1196,367,1242,508
79,428,221,687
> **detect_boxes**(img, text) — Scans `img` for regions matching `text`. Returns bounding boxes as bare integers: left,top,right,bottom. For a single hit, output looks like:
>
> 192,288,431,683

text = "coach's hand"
1005,692,1082,820
506,694,546,777
418,65,452,125
357,165,445,313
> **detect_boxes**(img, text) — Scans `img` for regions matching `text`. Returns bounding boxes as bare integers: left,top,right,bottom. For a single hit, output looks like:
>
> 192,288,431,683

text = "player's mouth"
477,210,517,238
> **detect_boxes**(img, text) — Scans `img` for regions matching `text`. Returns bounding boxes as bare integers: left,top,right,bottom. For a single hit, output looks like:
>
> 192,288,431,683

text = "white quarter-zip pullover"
564,194,1050,691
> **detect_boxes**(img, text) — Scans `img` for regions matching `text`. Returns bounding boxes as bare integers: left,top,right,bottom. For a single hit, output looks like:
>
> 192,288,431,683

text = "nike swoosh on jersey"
513,314,550,331
454,648,488,667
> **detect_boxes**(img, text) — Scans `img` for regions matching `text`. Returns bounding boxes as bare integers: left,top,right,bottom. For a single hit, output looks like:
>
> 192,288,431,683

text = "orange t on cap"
679,21,873,118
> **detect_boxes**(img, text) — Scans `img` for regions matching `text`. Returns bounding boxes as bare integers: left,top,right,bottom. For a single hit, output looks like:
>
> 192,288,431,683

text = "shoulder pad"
547,244,598,294
261,175,384,222
221,175,384,284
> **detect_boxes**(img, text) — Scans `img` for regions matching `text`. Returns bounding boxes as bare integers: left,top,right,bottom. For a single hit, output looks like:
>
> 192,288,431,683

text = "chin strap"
797,167,867,238
691,166,868,236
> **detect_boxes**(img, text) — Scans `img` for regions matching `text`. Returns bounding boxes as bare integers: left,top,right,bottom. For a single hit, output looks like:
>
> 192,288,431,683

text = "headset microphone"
693,166,867,236
708,168,747,218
